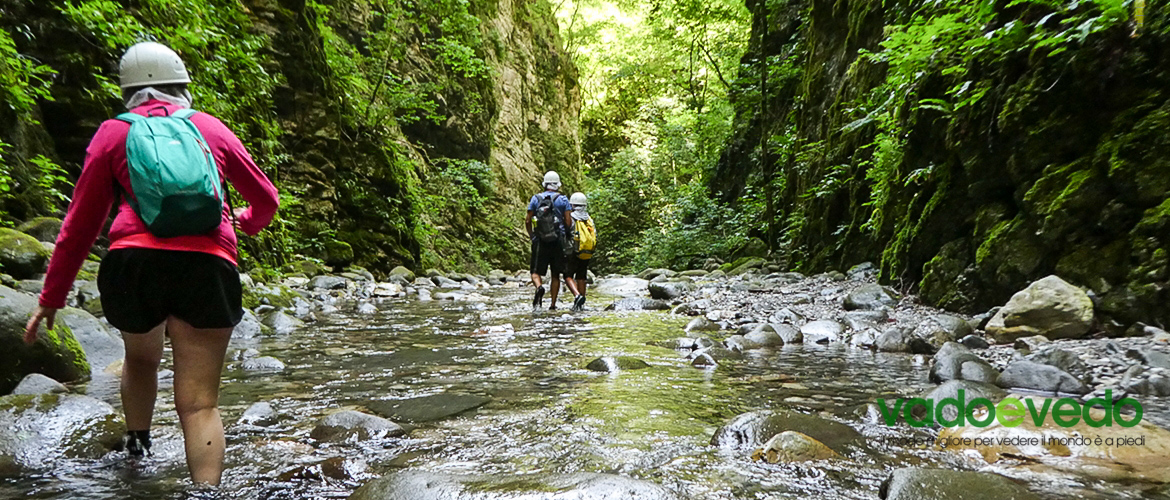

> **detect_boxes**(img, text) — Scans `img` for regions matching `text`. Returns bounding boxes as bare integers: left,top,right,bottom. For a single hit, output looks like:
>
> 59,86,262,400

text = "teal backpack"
116,108,225,237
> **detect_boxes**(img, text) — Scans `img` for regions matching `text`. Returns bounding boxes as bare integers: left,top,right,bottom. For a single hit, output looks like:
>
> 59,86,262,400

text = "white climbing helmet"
569,192,587,206
119,42,191,89
542,171,561,188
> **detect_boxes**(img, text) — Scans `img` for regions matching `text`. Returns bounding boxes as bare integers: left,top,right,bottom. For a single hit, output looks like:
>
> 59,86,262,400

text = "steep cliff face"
0,0,578,274
717,0,1168,328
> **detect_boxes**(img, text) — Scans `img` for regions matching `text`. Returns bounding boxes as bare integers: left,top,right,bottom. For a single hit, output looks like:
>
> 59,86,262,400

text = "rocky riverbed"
2,238,1170,499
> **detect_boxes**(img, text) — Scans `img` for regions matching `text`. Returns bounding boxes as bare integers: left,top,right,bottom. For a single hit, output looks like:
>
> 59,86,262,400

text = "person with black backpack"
23,42,279,486
525,171,581,310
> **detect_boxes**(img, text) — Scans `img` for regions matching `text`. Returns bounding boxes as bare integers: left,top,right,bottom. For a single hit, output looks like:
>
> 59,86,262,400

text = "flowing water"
2,286,1166,499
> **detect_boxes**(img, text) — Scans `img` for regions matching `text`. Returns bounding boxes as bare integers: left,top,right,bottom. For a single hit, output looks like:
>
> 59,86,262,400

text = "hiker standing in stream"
526,171,581,310
23,41,279,486
565,192,596,311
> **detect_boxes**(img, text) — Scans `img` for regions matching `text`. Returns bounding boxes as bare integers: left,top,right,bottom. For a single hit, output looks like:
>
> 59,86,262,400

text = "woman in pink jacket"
23,42,279,486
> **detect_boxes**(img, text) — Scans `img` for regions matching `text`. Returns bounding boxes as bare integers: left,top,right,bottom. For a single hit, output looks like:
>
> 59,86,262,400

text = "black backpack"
534,193,562,243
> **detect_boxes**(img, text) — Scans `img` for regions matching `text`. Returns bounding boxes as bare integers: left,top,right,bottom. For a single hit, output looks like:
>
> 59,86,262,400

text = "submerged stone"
349,470,682,500
310,410,405,442
880,468,1039,500
0,394,123,473
711,409,862,453
366,393,491,423
585,356,651,372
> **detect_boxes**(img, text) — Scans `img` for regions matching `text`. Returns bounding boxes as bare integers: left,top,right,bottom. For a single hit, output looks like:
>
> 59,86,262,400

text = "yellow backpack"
575,217,597,259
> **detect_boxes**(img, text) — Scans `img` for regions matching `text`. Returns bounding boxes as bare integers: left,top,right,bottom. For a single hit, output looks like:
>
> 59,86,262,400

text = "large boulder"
843,283,898,311
349,471,682,500
54,307,123,377
309,410,405,442
0,393,124,473
996,360,1089,395
0,228,52,280
986,275,1094,343
929,342,998,384
913,314,974,347
751,431,839,463
880,468,1039,500
647,281,695,300
0,286,90,394
16,217,63,243
366,393,491,423
800,320,845,344
711,410,862,453
388,266,415,282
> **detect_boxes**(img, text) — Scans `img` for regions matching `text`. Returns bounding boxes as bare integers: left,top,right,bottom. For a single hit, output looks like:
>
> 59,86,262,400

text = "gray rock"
711,409,862,453
769,308,806,326
238,401,279,427
11,373,68,395
0,286,90,394
241,356,286,372
367,393,490,423
772,324,803,343
958,335,989,349
997,360,1089,395
929,342,997,383
261,310,304,335
349,471,681,500
412,277,434,288
1012,335,1050,354
0,393,123,473
592,277,650,298
690,346,741,367
15,280,42,295
684,317,719,333
309,275,348,290
915,314,974,347
648,281,695,300
880,468,1039,500
847,262,877,279
986,275,1094,343
310,410,405,442
849,328,879,348
876,327,914,353
0,228,52,280
801,320,845,344
842,309,888,331
921,380,1007,426
16,217,63,243
723,335,763,351
1127,348,1170,370
74,280,102,316
843,283,898,311
608,298,671,311
729,258,766,276
638,268,676,280
432,276,461,288
388,266,415,282
585,356,651,372
55,307,123,377
1027,347,1092,384
680,269,708,277
234,308,266,339
356,302,378,315
743,325,785,347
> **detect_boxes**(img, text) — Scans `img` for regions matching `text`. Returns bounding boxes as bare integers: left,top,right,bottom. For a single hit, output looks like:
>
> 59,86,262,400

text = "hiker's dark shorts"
98,248,243,333
564,256,590,281
530,239,565,276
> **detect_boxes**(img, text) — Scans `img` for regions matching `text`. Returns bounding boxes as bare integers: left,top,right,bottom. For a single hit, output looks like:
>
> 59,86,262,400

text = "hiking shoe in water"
572,294,586,311
532,286,545,309
118,430,152,457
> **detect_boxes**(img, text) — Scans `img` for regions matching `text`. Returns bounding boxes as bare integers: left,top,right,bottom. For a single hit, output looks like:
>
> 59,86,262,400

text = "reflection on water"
1,287,1163,499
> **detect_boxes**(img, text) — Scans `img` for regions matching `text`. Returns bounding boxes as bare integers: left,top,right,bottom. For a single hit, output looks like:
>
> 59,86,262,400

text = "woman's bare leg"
167,317,232,485
121,323,165,432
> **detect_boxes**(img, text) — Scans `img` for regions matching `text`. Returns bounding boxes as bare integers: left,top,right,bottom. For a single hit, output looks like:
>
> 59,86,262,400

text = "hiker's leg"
577,278,587,296
121,322,165,431
168,316,232,485
549,273,561,303
563,273,580,296
530,273,543,288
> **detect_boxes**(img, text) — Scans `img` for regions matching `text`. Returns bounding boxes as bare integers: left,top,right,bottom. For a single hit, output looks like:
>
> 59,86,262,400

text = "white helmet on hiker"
119,42,191,89
569,192,587,206
543,171,561,190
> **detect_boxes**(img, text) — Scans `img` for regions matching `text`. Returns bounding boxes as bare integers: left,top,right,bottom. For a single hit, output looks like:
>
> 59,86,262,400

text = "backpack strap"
172,108,197,120
116,112,144,125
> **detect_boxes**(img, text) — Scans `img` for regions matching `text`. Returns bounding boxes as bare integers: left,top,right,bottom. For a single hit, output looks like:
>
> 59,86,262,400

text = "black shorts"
98,248,243,333
530,239,565,276
564,256,590,281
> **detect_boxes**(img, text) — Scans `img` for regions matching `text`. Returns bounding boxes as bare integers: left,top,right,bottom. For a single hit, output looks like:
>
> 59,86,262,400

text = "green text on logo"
876,390,1142,428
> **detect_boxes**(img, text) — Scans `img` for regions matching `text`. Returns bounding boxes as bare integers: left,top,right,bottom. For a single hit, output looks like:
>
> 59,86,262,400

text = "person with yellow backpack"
565,192,596,311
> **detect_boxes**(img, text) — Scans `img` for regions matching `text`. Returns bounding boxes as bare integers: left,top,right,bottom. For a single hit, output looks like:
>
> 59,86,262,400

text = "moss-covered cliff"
716,0,1167,328
0,0,578,274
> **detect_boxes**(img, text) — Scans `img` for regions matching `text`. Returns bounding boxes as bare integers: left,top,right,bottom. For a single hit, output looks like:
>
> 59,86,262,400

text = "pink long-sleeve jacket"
38,100,279,309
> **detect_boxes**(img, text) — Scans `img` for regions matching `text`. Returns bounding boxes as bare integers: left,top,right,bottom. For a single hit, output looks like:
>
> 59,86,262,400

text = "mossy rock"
0,229,52,280
320,239,355,267
920,239,979,312
284,259,327,278
974,217,1047,294
242,283,301,310
1022,160,1108,243
16,217,63,244
0,393,124,473
1102,100,1170,207
0,286,91,394
729,257,767,276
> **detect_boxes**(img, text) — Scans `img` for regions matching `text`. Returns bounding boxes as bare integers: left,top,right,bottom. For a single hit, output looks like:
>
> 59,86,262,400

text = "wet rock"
706,269,727,279
938,395,1170,483
921,380,1007,425
743,325,784,347
711,409,862,453
958,335,989,349
356,302,378,315
843,283,898,311
310,410,405,442
593,277,650,298
847,262,877,279
1126,347,1170,370
0,228,52,280
849,328,879,348
585,356,651,372
768,308,806,326
261,310,304,335
648,281,695,300
914,315,974,347
986,275,1094,343
1,286,90,394
685,317,719,333
432,276,461,288
309,275,347,290
751,431,839,463
723,335,762,352
239,401,279,427
608,298,671,311
16,217,62,243
876,327,916,353
0,394,123,473
879,468,1039,500
55,307,123,377
842,309,887,331
412,277,434,288
231,348,261,361
389,266,415,282
12,373,68,395
366,393,491,423
234,308,267,339
372,283,404,297
1026,347,1091,384
349,470,682,500
292,297,315,319
241,356,286,372
74,280,103,316
772,324,803,343
929,342,997,384
800,320,845,344
996,360,1089,395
